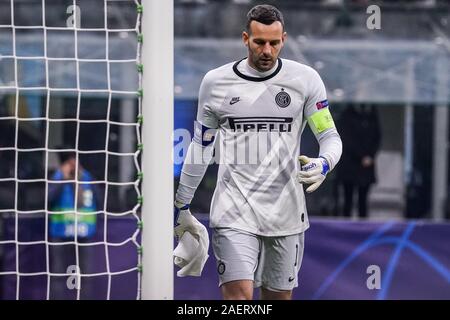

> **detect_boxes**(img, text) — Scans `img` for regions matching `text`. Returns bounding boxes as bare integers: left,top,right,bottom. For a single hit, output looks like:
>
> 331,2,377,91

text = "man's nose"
262,42,271,55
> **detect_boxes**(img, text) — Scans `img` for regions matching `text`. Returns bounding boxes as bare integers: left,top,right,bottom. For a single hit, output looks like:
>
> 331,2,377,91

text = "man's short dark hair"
56,145,76,163
246,4,285,32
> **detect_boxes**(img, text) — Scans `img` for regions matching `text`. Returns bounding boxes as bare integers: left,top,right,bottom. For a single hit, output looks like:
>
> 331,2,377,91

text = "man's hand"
297,155,330,193
174,201,209,250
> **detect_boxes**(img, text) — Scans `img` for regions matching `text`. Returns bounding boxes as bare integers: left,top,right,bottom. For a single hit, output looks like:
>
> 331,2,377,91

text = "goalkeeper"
174,4,342,300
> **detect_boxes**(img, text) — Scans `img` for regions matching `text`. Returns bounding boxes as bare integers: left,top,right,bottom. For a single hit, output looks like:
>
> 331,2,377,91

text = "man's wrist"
319,156,330,175
174,200,190,210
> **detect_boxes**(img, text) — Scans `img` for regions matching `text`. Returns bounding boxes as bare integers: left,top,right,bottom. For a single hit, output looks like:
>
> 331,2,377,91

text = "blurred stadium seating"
172,0,450,220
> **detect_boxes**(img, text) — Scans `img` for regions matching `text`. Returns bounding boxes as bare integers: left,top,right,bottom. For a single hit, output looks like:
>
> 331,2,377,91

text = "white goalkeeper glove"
297,155,330,193
174,201,209,252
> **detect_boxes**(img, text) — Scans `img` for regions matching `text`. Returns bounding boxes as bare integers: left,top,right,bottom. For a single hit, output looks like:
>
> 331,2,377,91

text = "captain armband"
193,121,217,146
307,108,336,135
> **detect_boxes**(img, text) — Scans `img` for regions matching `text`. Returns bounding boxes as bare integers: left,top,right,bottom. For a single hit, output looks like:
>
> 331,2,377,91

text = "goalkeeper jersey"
194,58,341,236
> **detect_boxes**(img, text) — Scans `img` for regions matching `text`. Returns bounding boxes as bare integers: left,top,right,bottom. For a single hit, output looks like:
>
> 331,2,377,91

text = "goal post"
141,0,174,300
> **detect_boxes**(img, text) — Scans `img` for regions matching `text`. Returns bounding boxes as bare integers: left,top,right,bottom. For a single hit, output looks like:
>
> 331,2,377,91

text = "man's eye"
270,41,280,46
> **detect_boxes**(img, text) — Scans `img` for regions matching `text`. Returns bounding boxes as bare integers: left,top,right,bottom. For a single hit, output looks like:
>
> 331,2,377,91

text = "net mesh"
0,0,143,300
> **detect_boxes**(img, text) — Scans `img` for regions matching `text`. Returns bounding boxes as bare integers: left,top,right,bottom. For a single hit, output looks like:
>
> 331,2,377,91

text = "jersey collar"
233,58,283,82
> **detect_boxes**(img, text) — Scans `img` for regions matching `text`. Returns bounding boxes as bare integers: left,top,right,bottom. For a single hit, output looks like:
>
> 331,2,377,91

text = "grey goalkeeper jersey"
193,58,342,236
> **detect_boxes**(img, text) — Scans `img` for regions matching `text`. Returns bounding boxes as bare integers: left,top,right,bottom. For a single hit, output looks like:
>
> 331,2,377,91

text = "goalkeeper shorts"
212,227,305,292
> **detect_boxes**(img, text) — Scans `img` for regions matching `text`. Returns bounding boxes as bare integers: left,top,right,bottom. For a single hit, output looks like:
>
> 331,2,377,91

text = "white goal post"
141,0,174,300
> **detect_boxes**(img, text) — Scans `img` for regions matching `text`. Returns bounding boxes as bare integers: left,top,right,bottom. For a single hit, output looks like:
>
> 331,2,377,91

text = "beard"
252,55,276,72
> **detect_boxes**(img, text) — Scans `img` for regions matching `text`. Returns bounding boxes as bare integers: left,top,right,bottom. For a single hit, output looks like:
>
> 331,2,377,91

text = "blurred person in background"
337,104,381,218
173,4,342,300
47,148,102,299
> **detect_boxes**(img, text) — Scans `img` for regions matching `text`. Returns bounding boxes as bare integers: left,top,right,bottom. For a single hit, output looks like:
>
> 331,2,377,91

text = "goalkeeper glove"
173,201,210,276
174,201,209,249
297,155,330,193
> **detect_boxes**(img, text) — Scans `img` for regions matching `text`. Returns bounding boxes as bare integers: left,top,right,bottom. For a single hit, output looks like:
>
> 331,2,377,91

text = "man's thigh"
212,228,260,287
255,232,305,292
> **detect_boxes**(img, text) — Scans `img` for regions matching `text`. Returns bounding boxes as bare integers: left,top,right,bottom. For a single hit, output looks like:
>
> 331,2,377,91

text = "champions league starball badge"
275,88,291,108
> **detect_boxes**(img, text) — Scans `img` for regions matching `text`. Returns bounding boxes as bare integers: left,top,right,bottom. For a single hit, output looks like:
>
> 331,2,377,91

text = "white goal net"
0,0,152,300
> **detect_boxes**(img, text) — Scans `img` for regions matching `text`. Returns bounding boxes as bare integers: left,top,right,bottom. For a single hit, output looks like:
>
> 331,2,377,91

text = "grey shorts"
212,228,305,292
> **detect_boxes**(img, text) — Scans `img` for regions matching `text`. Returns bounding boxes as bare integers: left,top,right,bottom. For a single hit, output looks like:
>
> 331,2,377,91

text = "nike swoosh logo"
230,98,241,105
288,276,295,282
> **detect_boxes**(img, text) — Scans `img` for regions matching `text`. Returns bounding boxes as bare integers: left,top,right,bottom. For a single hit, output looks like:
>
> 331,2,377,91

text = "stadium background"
0,0,449,299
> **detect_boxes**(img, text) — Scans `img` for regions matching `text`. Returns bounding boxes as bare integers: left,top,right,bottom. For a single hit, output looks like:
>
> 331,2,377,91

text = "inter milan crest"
275,88,291,108
217,261,226,275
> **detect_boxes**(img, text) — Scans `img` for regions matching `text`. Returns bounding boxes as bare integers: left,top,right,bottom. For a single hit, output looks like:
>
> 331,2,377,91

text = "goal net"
0,0,172,300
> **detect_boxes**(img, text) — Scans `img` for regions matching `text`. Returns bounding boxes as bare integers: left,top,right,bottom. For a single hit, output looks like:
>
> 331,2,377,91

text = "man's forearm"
317,129,343,171
175,140,214,205
48,183,65,207
47,170,65,206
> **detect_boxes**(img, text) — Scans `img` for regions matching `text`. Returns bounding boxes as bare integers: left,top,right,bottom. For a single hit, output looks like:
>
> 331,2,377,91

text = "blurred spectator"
47,148,102,299
336,104,381,218
48,149,101,239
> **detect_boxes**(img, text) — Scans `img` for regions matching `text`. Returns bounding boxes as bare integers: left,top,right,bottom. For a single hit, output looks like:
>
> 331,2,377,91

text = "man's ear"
279,32,287,49
242,31,249,47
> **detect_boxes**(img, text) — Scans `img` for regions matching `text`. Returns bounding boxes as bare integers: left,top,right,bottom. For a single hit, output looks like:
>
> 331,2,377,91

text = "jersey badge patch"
275,88,291,108
316,99,329,109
